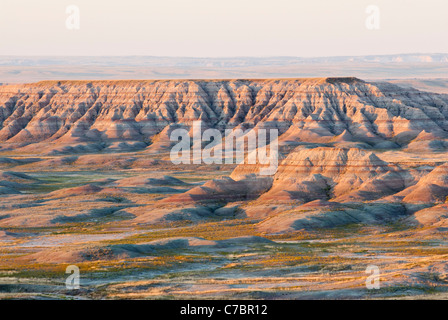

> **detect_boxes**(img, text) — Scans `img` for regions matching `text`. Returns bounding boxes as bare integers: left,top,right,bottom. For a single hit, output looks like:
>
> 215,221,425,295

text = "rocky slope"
2,78,448,232
1,78,448,154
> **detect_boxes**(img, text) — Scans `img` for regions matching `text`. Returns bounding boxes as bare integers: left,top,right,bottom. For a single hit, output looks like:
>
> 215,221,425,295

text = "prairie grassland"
0,152,447,300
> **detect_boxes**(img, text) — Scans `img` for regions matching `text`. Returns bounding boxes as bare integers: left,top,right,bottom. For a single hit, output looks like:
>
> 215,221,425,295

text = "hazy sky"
1,0,447,57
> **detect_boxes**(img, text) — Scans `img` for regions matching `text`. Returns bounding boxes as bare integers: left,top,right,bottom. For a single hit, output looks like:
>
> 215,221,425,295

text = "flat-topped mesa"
0,78,447,155
19,77,364,86
324,77,364,84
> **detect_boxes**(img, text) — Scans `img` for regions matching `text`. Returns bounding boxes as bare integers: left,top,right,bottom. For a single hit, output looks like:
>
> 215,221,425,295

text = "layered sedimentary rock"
1,78,448,154
2,78,448,231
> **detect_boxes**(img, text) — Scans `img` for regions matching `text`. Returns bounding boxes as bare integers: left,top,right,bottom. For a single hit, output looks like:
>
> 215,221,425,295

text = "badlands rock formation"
1,78,448,153
3,78,448,300
1,78,448,232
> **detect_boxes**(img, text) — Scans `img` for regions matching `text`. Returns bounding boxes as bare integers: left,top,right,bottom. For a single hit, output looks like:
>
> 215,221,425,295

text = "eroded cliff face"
1,78,448,154
2,78,448,299
1,78,448,234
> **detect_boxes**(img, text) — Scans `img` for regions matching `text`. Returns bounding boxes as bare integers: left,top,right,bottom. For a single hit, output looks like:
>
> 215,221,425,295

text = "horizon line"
1,52,448,59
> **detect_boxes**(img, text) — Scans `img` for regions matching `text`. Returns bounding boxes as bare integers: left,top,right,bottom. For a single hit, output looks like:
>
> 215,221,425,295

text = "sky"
0,0,447,57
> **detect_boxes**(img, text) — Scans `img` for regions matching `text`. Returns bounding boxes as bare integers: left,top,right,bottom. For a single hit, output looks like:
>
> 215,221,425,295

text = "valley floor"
0,150,447,300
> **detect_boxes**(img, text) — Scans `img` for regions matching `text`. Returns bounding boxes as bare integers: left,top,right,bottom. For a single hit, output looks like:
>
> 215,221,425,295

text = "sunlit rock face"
1,78,448,155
